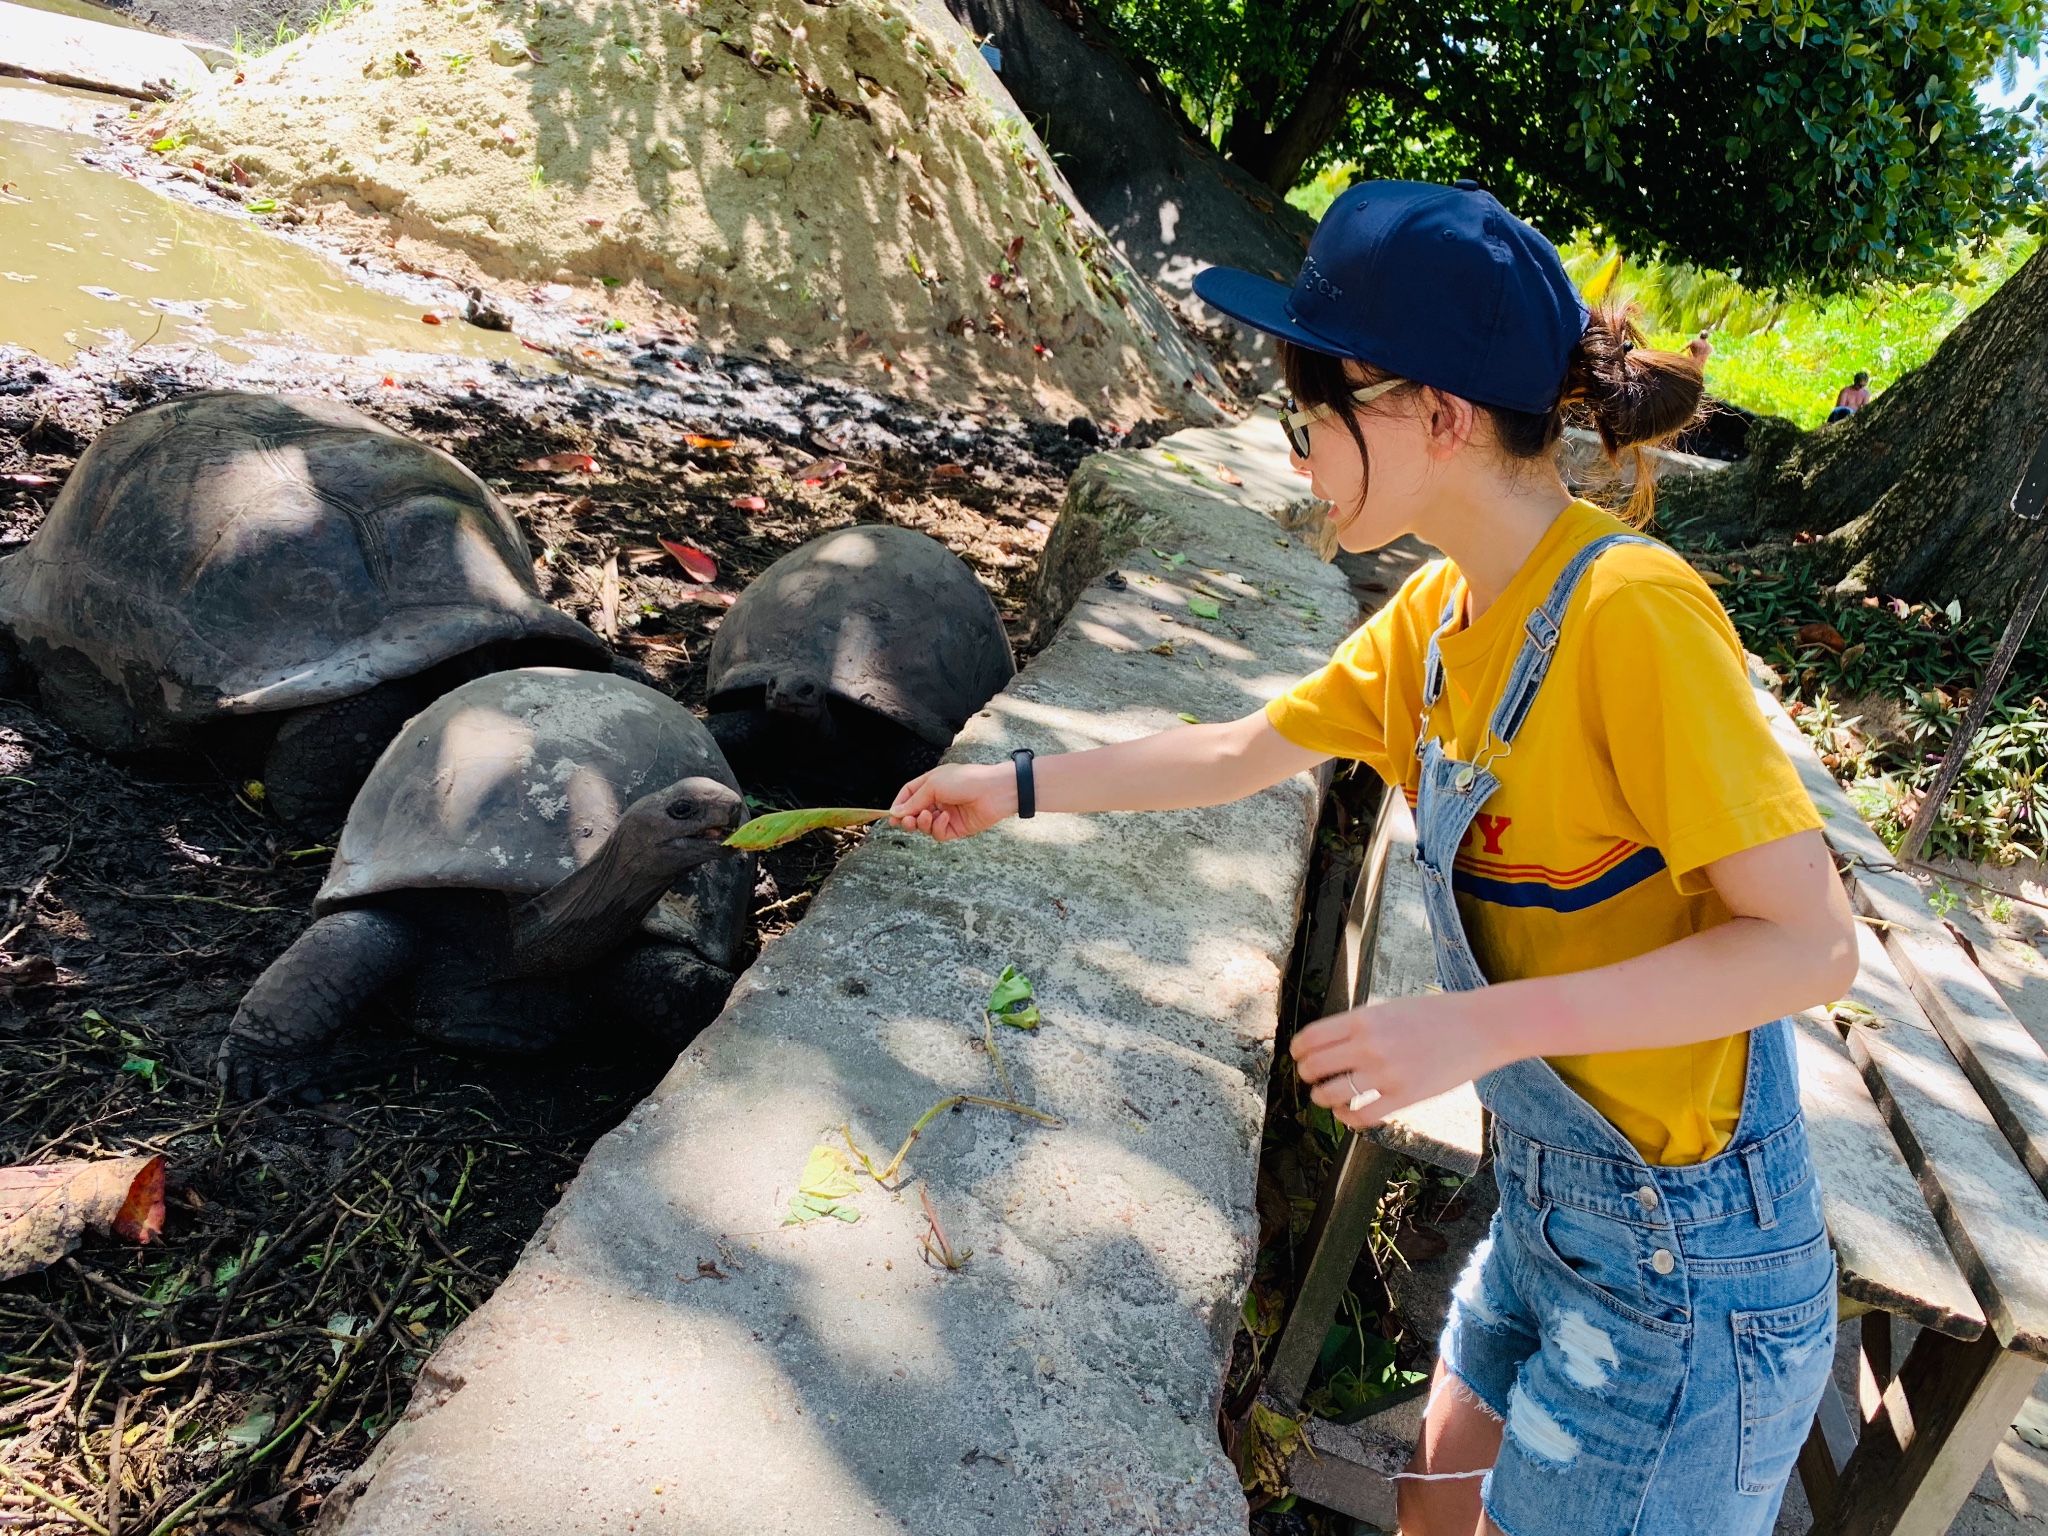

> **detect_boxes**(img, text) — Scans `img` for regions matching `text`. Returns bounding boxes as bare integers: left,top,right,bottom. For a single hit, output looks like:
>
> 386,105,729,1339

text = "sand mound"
160,0,1231,422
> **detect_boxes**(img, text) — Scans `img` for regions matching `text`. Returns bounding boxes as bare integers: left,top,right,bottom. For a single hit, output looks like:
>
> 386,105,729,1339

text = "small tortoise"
218,667,750,1099
705,525,1014,802
0,391,608,826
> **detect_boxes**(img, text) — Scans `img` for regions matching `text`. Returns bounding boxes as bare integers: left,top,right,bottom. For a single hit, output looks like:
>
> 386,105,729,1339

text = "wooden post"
1896,433,2048,864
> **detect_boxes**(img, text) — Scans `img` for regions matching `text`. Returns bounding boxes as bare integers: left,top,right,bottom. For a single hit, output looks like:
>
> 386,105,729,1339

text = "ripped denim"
1439,1106,1838,1536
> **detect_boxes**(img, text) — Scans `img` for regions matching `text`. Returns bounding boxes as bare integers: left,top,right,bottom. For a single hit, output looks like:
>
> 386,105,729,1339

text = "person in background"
1686,327,1713,366
1827,370,1872,422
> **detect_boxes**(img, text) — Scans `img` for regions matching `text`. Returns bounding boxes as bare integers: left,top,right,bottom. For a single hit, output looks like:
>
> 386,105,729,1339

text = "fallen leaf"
1794,621,1847,654
1177,712,1201,724
1840,642,1866,666
684,434,737,451
784,1144,862,1224
1187,597,1222,620
987,965,1039,1031
659,538,718,583
0,954,58,988
420,312,443,325
515,452,597,473
930,463,968,479
791,457,847,485
730,494,768,512
1697,569,1730,587
725,806,889,850
2,473,56,487
1148,642,1175,656
1213,462,1244,486
0,1155,166,1281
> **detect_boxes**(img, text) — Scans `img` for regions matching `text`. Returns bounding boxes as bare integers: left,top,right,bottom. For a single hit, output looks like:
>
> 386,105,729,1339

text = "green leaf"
245,197,279,212
1187,597,1222,620
725,806,888,850
987,964,1040,1030
120,1054,161,1088
1176,712,1201,724
797,1144,860,1201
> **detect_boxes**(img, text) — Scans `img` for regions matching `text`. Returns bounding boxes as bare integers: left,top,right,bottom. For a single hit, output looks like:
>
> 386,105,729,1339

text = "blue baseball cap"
1193,180,1588,416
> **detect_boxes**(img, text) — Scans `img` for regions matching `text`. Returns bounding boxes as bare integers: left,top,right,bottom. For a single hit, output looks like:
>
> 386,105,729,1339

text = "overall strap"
1484,533,1659,749
1421,596,1459,710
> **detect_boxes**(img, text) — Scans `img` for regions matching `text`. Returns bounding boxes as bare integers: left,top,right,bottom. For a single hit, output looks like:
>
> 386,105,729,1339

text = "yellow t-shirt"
1267,501,1821,1165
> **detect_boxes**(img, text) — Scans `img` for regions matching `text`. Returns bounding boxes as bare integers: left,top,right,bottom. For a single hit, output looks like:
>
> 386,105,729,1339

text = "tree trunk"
1228,0,1375,192
1660,243,2048,622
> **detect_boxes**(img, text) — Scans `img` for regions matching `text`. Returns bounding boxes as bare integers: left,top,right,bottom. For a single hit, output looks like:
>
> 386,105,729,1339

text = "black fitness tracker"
1011,748,1036,819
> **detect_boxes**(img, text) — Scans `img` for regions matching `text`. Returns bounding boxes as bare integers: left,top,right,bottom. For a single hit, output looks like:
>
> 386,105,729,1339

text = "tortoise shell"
316,668,741,914
705,525,1014,747
0,391,606,738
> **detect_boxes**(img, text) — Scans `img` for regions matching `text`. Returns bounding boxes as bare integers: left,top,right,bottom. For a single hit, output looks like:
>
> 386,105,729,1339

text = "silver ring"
1345,1073,1381,1113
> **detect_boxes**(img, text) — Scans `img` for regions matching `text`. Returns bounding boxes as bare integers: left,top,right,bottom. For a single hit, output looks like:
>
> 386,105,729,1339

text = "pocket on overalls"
1732,1279,1837,1495
1533,1202,1688,1333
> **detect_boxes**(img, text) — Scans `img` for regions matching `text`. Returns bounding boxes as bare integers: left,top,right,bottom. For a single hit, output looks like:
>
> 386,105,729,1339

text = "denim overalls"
1415,534,1839,1535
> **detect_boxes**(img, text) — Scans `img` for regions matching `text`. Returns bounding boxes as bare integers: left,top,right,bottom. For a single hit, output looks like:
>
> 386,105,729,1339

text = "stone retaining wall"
322,415,1357,1536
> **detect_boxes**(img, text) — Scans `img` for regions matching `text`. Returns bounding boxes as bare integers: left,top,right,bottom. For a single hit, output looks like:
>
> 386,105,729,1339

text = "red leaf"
659,538,719,583
730,494,767,511
1005,235,1025,263
931,463,967,479
1794,621,1847,654
420,312,443,325
515,452,597,473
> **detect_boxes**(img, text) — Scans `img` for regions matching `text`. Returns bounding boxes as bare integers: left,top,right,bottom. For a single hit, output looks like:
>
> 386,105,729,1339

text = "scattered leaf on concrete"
1188,597,1222,620
784,1144,862,1224
0,1155,166,1282
726,807,888,851
1213,463,1244,486
658,538,719,583
987,965,1039,1030
1177,713,1201,724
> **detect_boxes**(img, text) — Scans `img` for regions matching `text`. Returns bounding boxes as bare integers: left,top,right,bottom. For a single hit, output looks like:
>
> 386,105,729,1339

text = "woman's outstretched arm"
888,711,1329,840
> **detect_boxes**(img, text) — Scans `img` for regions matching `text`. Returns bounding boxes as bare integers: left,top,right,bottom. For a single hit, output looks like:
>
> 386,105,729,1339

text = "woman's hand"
1291,994,1503,1130
889,762,1017,842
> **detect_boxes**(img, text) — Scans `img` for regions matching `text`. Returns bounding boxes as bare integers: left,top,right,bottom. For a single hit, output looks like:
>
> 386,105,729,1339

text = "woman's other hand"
1292,994,1498,1130
889,762,1016,841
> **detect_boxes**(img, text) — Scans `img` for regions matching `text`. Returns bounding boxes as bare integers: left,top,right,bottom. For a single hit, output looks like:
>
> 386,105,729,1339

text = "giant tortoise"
218,667,751,1098
0,391,609,826
704,525,1014,802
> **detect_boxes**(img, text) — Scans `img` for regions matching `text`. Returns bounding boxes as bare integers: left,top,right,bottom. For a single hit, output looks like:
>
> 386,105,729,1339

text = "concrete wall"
322,416,1356,1536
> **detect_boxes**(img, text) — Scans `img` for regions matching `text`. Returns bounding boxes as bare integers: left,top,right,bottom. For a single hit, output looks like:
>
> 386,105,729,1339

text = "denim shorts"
1440,1116,1839,1536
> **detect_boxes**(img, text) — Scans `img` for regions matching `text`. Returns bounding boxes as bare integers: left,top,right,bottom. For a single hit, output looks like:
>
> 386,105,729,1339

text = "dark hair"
1853,370,1870,386
1278,305,1704,528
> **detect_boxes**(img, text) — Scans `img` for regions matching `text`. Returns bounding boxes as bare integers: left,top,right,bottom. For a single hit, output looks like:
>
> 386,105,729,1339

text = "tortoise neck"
507,820,703,976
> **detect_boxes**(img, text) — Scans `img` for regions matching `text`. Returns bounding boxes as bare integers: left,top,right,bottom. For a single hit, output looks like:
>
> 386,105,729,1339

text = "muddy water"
0,83,533,366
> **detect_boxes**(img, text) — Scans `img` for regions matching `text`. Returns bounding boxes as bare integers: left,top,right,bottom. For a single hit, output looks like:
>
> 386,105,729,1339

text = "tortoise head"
639,776,746,860
764,671,830,729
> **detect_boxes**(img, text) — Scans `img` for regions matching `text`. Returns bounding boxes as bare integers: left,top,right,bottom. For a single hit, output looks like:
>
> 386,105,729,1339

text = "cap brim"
1190,266,1355,357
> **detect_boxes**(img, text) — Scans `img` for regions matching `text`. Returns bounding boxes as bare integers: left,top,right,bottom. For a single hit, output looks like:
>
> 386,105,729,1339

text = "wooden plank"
1792,1012,1984,1339
1330,785,1401,1018
1751,671,2048,1194
1797,1378,1859,1523
1262,1136,1399,1411
1360,795,1485,1177
1817,1326,2046,1536
1841,923,2048,1359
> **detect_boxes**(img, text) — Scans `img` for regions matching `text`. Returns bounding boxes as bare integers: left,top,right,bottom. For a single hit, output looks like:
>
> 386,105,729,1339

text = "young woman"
889,180,1857,1536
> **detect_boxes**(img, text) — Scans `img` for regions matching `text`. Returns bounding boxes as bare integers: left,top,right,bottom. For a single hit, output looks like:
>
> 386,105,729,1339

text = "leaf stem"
843,1094,1060,1186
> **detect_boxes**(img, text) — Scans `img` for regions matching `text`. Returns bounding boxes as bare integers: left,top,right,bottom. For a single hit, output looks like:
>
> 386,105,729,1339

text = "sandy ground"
151,0,1233,425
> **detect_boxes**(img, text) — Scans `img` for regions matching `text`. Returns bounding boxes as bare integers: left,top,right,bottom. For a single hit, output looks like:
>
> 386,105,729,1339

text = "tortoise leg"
409,974,584,1054
220,908,420,1099
263,678,431,831
0,630,29,701
601,941,735,1053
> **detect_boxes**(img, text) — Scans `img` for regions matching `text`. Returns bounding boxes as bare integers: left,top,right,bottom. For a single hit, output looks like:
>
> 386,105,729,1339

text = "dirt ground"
0,339,1092,1531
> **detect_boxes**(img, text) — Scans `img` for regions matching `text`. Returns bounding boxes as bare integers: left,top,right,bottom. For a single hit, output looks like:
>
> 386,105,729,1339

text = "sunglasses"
1280,377,1408,457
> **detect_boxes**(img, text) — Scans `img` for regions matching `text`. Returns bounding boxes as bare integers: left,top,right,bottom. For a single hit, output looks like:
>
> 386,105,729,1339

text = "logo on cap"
1299,255,1343,302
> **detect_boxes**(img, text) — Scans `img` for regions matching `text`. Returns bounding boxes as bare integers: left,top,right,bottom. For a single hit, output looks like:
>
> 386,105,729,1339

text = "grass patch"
1673,537,2048,864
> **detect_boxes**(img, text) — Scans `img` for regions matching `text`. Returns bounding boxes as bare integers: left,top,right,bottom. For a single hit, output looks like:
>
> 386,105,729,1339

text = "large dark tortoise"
704,525,1014,802
0,391,609,826
218,668,751,1099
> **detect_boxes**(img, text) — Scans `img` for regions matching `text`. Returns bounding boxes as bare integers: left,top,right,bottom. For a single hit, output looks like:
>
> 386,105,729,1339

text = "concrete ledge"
0,1,212,100
325,416,1357,1534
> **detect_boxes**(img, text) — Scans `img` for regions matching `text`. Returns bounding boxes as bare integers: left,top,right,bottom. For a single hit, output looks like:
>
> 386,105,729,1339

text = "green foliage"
1562,230,2035,426
1691,547,2048,863
1095,0,2048,287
